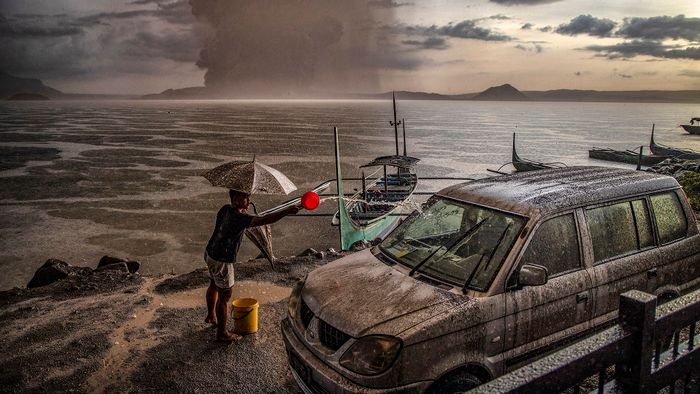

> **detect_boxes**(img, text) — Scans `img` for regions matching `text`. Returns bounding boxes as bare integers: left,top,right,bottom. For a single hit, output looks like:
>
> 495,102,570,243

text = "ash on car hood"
302,249,466,337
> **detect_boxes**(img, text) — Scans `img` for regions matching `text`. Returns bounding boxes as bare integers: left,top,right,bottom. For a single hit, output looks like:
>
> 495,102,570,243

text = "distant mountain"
0,71,62,99
141,87,210,100
525,89,700,103
472,84,529,101
7,93,50,100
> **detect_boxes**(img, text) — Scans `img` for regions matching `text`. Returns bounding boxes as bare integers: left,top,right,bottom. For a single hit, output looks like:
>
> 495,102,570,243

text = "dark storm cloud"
0,1,200,81
406,20,513,41
489,0,563,5
0,13,83,37
190,0,415,96
617,15,700,42
555,14,616,37
367,0,413,8
401,37,448,50
584,40,700,60
521,23,533,30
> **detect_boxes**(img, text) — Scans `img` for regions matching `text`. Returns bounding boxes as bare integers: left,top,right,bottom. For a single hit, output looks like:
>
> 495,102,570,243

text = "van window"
651,192,687,244
521,213,580,276
587,200,651,263
631,199,654,249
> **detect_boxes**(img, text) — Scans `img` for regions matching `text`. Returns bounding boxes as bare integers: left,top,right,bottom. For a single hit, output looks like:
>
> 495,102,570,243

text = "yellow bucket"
231,298,259,335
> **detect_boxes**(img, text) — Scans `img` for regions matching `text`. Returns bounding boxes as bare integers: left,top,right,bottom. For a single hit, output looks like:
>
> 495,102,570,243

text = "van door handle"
647,268,657,279
576,292,589,303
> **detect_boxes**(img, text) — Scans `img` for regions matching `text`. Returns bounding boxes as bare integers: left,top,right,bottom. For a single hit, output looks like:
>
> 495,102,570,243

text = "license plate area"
289,350,311,384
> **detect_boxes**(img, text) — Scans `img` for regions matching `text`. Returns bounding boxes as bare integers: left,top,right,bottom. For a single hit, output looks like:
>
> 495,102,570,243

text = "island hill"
2,70,700,103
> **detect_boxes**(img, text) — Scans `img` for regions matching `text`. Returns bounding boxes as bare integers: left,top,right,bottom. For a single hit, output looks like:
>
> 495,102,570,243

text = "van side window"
631,199,654,249
587,200,651,263
521,214,580,276
651,192,688,244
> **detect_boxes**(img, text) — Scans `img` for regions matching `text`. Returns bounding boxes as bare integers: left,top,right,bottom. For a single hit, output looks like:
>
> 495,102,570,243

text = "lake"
0,99,698,289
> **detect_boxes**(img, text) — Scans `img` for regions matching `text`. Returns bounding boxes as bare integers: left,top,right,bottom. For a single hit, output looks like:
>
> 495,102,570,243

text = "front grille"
318,319,351,351
300,299,314,328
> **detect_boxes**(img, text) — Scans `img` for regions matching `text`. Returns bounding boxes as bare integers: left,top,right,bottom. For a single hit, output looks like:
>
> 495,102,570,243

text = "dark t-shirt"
205,205,253,263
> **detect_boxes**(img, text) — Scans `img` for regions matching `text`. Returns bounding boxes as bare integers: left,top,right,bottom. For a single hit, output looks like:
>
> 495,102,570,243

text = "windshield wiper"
461,222,512,294
409,218,487,277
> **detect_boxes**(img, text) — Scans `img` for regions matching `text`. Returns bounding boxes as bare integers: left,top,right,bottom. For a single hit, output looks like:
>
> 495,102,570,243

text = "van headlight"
339,335,402,375
287,276,305,318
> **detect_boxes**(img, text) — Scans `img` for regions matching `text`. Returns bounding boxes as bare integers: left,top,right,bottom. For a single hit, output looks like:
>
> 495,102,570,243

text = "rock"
27,259,73,288
314,251,326,259
350,239,371,251
97,255,140,273
299,248,318,257
326,248,337,256
95,262,130,273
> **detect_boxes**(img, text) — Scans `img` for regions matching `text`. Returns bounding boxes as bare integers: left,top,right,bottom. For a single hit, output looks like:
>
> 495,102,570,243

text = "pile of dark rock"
26,255,141,288
646,157,700,178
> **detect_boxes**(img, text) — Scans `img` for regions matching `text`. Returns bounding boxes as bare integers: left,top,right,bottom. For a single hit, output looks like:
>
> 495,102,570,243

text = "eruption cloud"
189,0,403,97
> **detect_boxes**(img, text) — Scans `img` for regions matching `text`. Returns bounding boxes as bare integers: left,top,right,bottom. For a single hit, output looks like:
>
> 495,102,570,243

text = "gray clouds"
405,20,513,42
555,14,616,37
584,40,700,60
489,0,563,5
0,0,201,87
680,70,700,78
401,37,448,50
617,15,700,42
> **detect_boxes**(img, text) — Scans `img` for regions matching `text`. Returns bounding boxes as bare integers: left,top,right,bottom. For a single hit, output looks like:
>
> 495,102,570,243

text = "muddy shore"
0,253,346,393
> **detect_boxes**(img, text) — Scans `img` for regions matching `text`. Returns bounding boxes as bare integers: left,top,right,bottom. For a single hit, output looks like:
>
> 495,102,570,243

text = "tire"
428,371,482,393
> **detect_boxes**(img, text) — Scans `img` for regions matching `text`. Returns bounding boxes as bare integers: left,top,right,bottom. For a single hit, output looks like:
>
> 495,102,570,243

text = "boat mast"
402,118,407,156
390,91,401,156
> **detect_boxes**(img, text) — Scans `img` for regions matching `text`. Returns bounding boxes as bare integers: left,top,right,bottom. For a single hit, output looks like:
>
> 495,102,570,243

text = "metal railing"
471,288,700,393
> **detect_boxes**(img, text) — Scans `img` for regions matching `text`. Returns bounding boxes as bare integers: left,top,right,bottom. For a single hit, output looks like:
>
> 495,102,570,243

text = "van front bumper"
281,318,430,394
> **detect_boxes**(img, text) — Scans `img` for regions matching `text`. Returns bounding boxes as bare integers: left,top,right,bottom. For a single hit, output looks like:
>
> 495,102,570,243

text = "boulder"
95,262,130,273
97,255,140,273
27,259,73,288
299,248,318,257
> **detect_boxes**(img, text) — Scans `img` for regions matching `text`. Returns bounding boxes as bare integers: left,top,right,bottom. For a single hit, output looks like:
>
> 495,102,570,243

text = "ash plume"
190,0,405,97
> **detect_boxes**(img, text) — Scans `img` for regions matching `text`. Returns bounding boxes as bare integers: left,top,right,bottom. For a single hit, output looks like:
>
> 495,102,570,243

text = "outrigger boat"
511,133,566,172
681,118,700,135
331,93,420,250
588,147,668,167
650,124,700,159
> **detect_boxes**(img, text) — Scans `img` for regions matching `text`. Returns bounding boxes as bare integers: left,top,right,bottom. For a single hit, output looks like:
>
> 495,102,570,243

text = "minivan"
282,166,700,393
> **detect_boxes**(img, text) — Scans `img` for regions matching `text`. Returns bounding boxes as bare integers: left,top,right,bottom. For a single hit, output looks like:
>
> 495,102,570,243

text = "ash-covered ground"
0,253,345,393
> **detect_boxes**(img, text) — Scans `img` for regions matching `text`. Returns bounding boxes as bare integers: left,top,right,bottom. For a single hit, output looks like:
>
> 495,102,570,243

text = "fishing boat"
588,147,669,166
511,133,566,172
332,93,419,250
681,118,700,135
649,124,700,159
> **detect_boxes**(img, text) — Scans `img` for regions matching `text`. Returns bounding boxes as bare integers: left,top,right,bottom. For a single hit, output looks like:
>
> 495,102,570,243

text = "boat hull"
588,149,669,166
681,125,700,135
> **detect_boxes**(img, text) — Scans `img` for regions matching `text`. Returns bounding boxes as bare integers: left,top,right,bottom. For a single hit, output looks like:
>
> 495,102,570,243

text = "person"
204,189,300,342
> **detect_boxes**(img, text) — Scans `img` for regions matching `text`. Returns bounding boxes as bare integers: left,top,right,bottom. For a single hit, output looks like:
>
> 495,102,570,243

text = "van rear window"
650,192,687,244
586,199,653,263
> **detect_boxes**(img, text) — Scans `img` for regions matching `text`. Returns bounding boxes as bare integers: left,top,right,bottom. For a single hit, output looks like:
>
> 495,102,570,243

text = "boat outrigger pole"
402,118,407,156
390,91,401,156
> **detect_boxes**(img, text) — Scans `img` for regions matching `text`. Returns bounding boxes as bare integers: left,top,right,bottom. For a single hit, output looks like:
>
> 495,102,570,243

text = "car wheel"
428,371,482,393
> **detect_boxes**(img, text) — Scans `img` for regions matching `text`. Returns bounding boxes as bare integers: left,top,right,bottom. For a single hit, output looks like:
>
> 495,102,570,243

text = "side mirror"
518,264,548,287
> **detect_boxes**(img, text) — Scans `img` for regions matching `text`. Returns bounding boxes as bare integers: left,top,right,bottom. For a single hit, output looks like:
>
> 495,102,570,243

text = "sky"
0,0,699,95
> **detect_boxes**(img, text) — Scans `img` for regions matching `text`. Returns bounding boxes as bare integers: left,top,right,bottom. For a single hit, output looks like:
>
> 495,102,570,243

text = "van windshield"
380,197,525,291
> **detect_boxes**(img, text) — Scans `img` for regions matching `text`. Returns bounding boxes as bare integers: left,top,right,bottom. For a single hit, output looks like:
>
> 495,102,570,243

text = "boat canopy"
691,117,700,124
360,155,420,169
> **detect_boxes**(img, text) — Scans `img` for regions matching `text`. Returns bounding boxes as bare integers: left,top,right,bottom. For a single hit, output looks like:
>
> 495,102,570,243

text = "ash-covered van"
282,166,700,393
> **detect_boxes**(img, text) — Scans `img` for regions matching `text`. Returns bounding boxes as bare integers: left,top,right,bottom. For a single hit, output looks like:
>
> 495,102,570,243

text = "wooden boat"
681,118,700,135
649,124,700,159
332,93,419,250
512,133,566,172
588,147,669,166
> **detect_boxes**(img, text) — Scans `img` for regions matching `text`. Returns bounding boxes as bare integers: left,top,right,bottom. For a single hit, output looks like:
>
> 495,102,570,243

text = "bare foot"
216,331,242,342
205,316,217,327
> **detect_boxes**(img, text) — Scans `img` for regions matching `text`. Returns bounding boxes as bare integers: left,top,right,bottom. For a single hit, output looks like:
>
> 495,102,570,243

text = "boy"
205,189,300,341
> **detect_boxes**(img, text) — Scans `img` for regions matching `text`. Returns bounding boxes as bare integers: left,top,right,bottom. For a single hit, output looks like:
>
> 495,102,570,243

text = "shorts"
204,251,235,289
